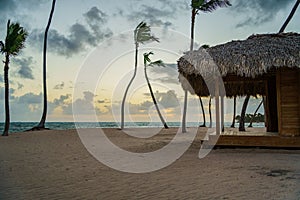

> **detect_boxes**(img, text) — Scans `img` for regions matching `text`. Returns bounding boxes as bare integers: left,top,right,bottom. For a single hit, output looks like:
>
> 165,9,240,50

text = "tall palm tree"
34,0,56,130
182,0,231,132
143,52,168,129
279,0,300,33
239,95,250,131
121,22,159,129
230,96,236,128
0,20,28,136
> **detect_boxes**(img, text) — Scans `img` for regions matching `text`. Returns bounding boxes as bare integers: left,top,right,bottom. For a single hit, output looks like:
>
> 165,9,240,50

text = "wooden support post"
221,96,224,132
215,77,220,135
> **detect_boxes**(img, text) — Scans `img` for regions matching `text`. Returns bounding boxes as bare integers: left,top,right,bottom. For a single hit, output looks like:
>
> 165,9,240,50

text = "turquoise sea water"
0,122,265,133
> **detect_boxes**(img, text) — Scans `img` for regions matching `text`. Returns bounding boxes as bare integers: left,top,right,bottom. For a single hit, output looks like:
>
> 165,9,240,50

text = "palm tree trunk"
279,0,300,33
3,54,10,136
199,97,206,127
248,99,263,127
239,95,250,131
121,44,138,129
182,8,197,133
230,96,236,128
144,66,168,129
209,96,212,128
37,0,56,128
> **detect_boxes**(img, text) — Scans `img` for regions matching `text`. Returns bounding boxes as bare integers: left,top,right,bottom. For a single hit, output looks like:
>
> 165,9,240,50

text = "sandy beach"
0,128,299,199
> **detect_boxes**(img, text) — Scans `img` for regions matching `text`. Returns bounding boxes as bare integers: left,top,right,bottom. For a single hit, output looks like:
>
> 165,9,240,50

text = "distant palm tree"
182,0,231,132
208,96,212,128
248,98,263,128
0,20,28,136
143,52,169,129
121,22,159,129
230,96,236,128
279,0,299,33
34,0,57,130
239,95,250,131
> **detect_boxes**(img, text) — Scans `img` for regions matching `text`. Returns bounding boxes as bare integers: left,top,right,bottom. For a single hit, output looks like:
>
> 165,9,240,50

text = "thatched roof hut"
178,32,300,136
178,32,300,97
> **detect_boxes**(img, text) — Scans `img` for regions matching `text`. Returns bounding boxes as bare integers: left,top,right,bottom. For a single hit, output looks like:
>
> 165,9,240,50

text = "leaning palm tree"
279,0,300,33
143,52,169,129
0,20,28,136
32,0,57,130
182,0,231,132
248,98,263,128
121,22,159,129
239,95,250,131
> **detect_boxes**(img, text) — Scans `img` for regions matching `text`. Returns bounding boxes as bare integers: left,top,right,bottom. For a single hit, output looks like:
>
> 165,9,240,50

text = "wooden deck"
202,127,300,148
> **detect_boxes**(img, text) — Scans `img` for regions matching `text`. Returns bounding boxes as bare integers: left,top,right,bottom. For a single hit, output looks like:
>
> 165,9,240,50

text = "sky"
0,0,299,123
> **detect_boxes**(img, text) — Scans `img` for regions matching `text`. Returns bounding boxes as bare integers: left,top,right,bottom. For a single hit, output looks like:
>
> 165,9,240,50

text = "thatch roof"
178,32,300,97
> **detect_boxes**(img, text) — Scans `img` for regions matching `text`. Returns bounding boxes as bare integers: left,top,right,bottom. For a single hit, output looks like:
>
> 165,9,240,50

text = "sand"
0,128,299,199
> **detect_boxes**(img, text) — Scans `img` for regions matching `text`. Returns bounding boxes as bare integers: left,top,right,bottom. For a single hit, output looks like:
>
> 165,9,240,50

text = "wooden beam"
215,77,220,135
221,96,224,132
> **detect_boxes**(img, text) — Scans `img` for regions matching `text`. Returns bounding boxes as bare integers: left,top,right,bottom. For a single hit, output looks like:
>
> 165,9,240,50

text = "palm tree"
239,95,250,131
143,52,168,129
0,20,28,136
230,96,236,128
33,0,57,130
182,0,231,132
121,22,159,129
248,98,263,127
208,96,212,128
279,0,300,33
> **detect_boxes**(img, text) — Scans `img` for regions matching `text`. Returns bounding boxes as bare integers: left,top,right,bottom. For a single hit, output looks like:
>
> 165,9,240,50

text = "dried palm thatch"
178,32,300,97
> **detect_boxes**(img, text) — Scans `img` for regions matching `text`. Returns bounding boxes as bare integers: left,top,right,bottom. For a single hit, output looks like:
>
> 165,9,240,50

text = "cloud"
123,0,189,28
0,74,3,82
155,90,180,108
63,91,104,115
98,99,110,104
12,57,35,79
53,82,65,90
150,63,179,84
53,94,71,106
232,0,295,28
17,82,24,89
29,6,113,57
0,0,48,27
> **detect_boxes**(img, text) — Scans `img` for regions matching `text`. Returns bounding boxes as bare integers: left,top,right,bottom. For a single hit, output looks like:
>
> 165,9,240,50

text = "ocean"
0,122,265,133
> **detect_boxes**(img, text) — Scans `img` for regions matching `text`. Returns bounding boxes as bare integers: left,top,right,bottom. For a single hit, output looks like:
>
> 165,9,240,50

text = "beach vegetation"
182,0,231,132
0,20,28,136
120,22,159,129
33,0,57,130
143,52,169,129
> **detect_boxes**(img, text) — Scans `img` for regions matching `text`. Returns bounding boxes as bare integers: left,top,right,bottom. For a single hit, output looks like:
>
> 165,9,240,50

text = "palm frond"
0,41,4,53
4,20,28,56
143,51,154,64
149,60,165,67
192,0,231,12
134,21,159,44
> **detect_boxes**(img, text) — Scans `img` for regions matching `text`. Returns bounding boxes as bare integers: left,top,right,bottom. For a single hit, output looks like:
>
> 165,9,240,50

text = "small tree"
143,52,168,129
0,20,28,136
120,22,158,129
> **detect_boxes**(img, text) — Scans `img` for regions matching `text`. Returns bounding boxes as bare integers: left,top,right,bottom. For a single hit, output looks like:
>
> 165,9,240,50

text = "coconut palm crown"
192,0,231,13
